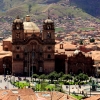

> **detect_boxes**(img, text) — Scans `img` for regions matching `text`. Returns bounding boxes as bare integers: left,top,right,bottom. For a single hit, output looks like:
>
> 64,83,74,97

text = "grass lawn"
55,27,64,32
71,94,83,100
14,81,30,88
45,84,55,90
35,83,55,91
78,27,95,31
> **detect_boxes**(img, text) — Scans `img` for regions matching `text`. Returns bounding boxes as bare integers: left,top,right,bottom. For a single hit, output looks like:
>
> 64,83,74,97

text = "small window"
48,54,51,59
47,32,51,38
16,46,20,50
5,48,8,51
16,54,20,59
48,46,51,50
40,52,42,56
47,25,51,29
24,52,27,55
16,33,20,38
60,44,63,49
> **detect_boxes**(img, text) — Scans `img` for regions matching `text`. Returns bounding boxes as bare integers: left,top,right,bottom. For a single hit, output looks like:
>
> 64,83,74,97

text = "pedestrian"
5,86,7,89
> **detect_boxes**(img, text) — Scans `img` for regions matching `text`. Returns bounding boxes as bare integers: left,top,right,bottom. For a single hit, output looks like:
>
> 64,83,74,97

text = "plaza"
0,75,99,100
0,75,75,100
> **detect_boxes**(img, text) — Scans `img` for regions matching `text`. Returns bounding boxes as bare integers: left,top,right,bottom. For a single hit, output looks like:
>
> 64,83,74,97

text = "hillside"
70,0,100,18
1,0,97,20
0,0,100,37
0,0,99,18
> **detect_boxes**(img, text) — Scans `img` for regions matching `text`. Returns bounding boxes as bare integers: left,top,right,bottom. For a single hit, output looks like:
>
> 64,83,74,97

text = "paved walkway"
0,75,17,89
62,84,100,97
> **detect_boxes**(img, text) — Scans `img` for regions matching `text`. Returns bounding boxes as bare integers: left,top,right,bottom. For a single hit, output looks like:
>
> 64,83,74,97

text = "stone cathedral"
12,15,56,76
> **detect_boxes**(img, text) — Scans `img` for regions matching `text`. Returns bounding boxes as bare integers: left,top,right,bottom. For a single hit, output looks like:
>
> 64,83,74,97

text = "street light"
69,84,70,95
50,89,53,100
7,77,10,89
3,64,6,77
90,84,91,97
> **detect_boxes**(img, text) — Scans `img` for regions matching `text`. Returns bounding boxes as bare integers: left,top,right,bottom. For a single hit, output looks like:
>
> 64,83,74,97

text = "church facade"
67,51,95,76
12,15,56,76
0,15,96,77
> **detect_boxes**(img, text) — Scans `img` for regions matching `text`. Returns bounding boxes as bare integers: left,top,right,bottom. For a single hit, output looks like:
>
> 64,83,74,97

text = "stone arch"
3,57,12,75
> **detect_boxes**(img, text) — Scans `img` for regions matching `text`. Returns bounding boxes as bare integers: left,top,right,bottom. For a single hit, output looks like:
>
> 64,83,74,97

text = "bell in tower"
12,16,24,42
42,11,55,42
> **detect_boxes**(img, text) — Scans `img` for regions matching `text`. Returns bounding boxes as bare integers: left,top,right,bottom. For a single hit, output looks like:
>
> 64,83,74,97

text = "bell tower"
42,17,55,43
12,16,24,42
42,16,56,74
12,16,24,75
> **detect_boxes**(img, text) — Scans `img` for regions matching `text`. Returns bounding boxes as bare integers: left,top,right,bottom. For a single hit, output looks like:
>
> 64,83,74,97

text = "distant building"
68,51,95,76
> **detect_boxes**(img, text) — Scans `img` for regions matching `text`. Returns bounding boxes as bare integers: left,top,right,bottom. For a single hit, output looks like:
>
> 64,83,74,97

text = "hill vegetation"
70,0,100,18
0,0,99,19
0,0,100,37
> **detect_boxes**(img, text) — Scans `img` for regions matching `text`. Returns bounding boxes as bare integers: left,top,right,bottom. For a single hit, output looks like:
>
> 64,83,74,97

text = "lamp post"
3,64,6,77
90,84,91,97
69,84,70,95
51,89,53,100
7,77,10,89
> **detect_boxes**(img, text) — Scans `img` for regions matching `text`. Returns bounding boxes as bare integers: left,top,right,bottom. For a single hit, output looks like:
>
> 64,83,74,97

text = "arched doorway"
3,57,12,75
77,69,83,74
30,66,36,75
5,68,11,75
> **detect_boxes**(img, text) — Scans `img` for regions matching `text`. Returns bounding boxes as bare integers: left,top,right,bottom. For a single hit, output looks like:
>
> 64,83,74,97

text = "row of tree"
31,71,89,84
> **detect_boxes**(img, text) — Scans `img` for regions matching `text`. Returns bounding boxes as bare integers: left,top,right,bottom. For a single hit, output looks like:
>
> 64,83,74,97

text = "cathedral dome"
23,15,40,33
14,16,22,23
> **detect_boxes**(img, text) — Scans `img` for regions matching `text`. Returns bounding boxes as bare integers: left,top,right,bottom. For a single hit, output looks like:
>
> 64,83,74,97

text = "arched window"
4,45,8,51
47,32,51,38
48,54,51,59
16,46,20,50
47,25,51,29
16,33,20,38
48,46,51,50
16,54,20,59
60,44,63,49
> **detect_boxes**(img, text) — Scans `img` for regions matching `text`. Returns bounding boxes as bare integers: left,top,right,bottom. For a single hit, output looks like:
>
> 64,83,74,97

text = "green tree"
39,74,46,82
83,74,89,83
32,74,39,81
62,74,72,82
76,73,89,84
58,72,64,78
79,39,83,45
90,38,95,42
47,71,57,83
